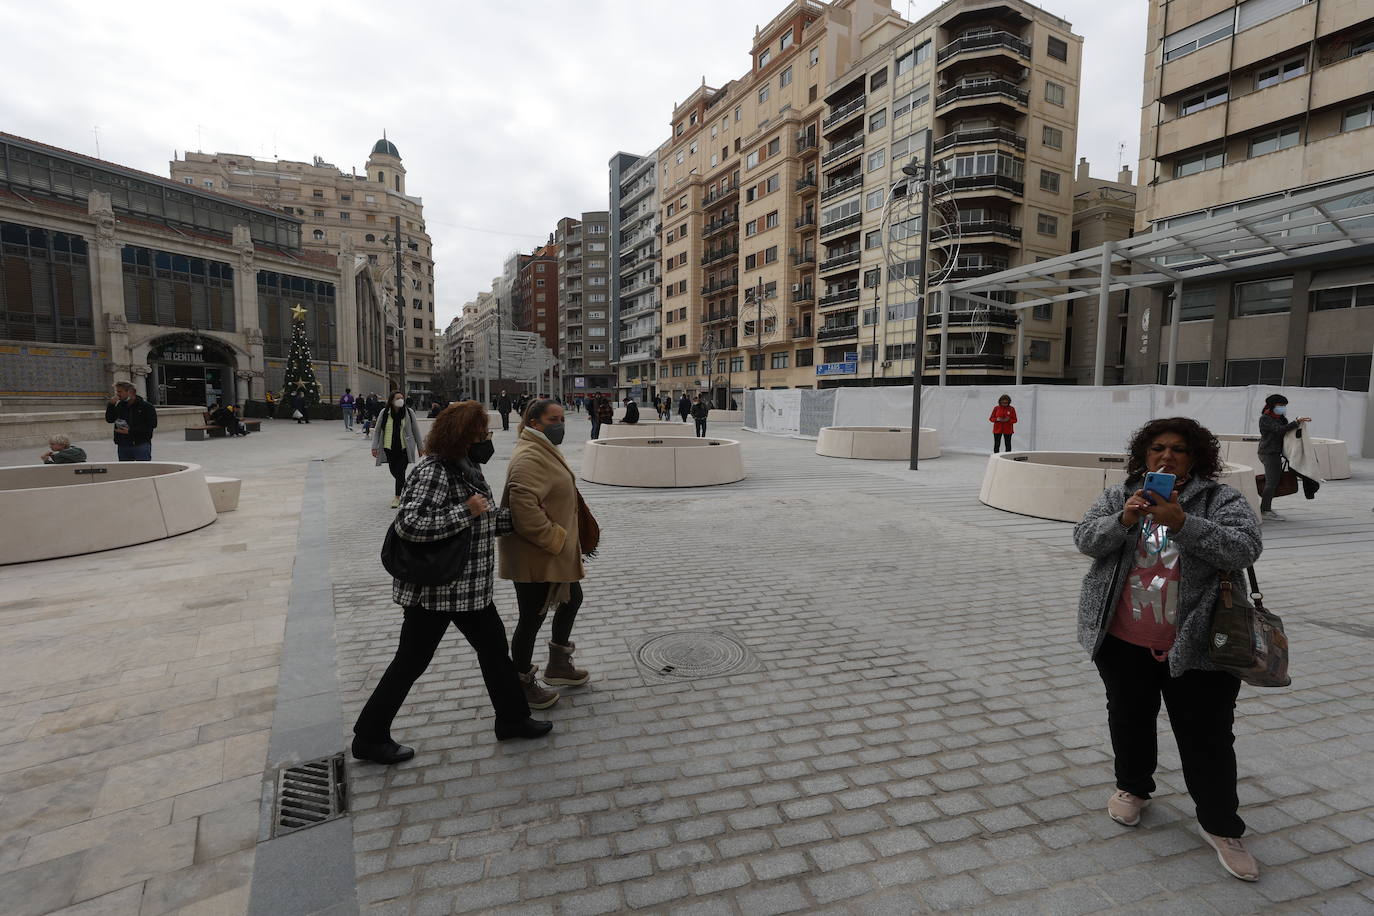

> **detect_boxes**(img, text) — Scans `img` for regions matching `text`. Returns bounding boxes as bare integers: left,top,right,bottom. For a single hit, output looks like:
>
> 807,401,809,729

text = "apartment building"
1064,158,1138,385
171,138,439,402
658,0,896,402
556,213,614,396
514,240,559,356
814,0,1082,387
1127,0,1374,390
610,151,662,403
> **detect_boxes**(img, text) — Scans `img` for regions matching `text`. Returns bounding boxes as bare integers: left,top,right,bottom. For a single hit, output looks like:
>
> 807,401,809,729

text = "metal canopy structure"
943,173,1374,386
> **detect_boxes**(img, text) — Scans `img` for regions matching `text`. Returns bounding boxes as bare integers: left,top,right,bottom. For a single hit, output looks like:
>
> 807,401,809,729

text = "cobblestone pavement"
329,416,1374,915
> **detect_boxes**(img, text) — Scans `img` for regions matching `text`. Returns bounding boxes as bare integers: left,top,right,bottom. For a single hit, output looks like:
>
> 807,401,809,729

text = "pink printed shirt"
1108,524,1181,659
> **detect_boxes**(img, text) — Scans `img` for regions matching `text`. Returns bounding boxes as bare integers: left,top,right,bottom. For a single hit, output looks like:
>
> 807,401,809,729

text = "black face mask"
467,439,495,464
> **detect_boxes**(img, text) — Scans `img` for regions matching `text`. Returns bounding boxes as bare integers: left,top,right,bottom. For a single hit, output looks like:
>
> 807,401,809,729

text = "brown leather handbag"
1255,468,1299,497
1208,567,1291,688
576,491,600,558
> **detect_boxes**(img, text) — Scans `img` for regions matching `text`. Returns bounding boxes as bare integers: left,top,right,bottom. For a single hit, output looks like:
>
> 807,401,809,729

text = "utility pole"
496,296,503,390
754,276,764,391
393,215,407,399
870,286,879,384
908,130,934,471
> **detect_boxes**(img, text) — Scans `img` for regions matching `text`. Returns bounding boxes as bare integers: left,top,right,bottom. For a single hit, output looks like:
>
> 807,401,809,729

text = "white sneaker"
1261,509,1284,521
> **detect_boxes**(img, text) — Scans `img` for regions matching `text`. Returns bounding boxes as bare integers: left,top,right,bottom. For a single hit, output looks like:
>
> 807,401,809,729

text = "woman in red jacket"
990,394,1017,452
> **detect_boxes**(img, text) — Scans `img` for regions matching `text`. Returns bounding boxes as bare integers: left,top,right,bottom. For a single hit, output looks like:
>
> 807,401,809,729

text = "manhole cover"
631,629,760,685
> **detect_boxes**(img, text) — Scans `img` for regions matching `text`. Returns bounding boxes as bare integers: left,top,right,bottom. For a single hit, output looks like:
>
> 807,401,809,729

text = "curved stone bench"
1217,434,1350,480
0,462,218,564
594,422,696,440
978,451,1259,523
581,437,745,487
816,426,941,461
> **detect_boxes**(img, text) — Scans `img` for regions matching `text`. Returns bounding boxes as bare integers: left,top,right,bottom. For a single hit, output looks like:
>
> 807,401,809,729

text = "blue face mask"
1273,405,1288,416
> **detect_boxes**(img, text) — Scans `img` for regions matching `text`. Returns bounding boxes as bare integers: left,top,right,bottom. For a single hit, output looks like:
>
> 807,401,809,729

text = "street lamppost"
901,132,935,471
382,218,407,400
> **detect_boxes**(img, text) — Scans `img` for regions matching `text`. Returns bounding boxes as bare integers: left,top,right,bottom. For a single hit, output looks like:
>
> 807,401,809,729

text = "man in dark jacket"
622,397,640,424
105,381,157,461
591,395,613,439
691,394,711,437
678,394,691,423
498,390,512,431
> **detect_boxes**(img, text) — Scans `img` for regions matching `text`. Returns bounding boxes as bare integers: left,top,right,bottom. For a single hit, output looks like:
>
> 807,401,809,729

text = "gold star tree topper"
290,303,308,321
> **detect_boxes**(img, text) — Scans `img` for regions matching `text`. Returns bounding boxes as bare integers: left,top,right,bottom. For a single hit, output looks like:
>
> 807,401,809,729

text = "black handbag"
380,461,474,586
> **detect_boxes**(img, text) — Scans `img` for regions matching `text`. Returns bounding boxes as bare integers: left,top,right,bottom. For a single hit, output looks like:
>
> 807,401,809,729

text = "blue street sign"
816,362,858,376
844,351,859,362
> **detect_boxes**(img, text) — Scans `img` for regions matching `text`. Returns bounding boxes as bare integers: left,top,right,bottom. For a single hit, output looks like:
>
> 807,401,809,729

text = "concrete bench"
184,421,260,441
204,475,241,512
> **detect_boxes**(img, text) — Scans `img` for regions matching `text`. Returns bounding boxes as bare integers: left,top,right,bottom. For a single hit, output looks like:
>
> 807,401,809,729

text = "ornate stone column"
336,237,361,396
232,226,266,400
89,191,134,393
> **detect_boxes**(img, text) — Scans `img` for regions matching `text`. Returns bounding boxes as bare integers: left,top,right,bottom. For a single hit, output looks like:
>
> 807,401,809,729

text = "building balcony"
792,287,815,303
935,80,1029,111
796,175,818,194
819,213,862,238
616,347,661,363
701,277,739,296
819,288,860,308
794,214,816,231
791,327,814,340
937,31,1031,64
947,262,1009,280
619,251,641,271
819,250,861,273
933,353,1015,370
820,174,863,201
703,181,740,206
933,127,1027,155
821,135,865,167
817,324,859,342
701,243,740,266
701,213,740,238
946,174,1025,197
925,310,1017,329
796,135,819,155
703,307,739,325
792,251,817,266
934,220,1022,243
823,96,867,132
619,274,658,295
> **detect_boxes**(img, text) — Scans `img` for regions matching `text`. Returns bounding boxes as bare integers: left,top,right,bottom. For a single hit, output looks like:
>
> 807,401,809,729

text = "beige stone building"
170,138,439,401
1127,0,1374,389
1064,158,1138,385
556,213,615,397
657,0,1082,399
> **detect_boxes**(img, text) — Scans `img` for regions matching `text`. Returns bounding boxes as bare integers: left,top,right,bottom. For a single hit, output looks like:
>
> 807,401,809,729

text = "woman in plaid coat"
352,401,552,765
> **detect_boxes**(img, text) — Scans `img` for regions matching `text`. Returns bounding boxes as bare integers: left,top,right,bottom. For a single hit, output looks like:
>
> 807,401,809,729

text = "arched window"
377,171,385,183
365,234,376,243
312,229,324,240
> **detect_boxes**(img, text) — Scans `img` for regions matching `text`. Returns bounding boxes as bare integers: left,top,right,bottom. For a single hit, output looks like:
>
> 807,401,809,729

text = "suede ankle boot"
544,641,590,686
518,666,559,709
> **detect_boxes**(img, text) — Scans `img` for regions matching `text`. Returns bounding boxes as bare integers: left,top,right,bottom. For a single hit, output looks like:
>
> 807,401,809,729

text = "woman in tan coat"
500,399,594,708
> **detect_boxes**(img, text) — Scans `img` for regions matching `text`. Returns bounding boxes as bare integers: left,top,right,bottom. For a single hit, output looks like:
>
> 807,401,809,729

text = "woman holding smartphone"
1073,417,1263,882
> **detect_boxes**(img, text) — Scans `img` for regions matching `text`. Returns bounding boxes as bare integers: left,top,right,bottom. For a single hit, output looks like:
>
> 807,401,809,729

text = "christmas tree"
282,304,322,407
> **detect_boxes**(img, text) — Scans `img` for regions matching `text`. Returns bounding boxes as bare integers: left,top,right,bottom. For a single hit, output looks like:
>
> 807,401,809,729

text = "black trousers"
510,581,584,672
1094,635,1244,837
993,433,1012,452
500,411,510,431
1259,452,1284,511
354,603,530,741
694,417,707,437
384,447,408,497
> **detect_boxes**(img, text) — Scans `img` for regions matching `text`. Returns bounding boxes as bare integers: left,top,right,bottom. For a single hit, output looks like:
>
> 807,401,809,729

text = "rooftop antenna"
196,124,204,153
92,126,100,159
1117,141,1126,172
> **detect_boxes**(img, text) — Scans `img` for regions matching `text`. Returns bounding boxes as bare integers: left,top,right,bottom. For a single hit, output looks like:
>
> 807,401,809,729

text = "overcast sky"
5,0,1145,329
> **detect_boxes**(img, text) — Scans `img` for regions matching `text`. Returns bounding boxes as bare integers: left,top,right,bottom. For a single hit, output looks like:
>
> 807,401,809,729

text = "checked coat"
391,455,514,614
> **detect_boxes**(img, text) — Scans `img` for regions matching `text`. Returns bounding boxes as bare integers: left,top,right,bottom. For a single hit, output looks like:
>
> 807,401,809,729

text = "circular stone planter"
581,437,745,488
0,462,218,564
1217,433,1350,480
978,451,1259,523
816,426,941,461
593,422,696,440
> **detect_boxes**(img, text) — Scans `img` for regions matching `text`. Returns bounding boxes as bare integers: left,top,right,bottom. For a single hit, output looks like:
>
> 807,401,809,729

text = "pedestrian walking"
1074,417,1263,882
678,393,691,423
593,394,613,439
691,394,711,437
500,399,598,710
372,391,422,508
621,397,640,425
360,395,375,436
340,389,356,430
661,395,673,421
352,401,551,765
1256,394,1311,522
105,381,157,461
496,389,512,431
290,388,311,424
989,394,1017,453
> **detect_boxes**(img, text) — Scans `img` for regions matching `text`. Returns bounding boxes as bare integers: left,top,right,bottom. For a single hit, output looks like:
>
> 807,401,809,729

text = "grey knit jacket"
1073,477,1262,677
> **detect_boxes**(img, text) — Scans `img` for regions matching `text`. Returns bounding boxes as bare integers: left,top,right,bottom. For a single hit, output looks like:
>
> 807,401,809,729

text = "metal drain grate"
271,753,348,837
631,629,761,685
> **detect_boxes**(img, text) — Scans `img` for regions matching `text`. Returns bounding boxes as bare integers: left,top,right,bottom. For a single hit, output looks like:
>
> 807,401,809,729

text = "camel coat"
499,427,585,584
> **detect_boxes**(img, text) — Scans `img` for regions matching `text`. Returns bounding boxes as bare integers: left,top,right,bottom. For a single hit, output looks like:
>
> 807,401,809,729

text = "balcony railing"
701,277,740,296
820,175,863,201
936,80,1029,110
933,127,1027,155
701,213,740,238
819,288,860,307
792,327,815,339
792,251,816,266
794,214,816,230
792,287,815,302
946,174,1025,196
703,307,739,324
795,175,818,193
823,95,866,130
948,262,1009,279
819,213,862,236
701,243,740,266
925,310,1017,329
703,181,740,205
819,251,861,273
817,324,859,341
935,353,1015,370
936,220,1022,242
822,136,864,166
937,31,1031,63
796,135,819,154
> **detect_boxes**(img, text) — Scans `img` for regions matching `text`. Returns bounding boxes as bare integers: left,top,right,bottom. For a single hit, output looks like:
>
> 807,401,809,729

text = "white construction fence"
744,385,1368,457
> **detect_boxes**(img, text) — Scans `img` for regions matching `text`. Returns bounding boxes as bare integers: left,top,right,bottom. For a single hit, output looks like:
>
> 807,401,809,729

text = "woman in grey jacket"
1256,393,1311,521
1074,417,1263,882
372,391,422,508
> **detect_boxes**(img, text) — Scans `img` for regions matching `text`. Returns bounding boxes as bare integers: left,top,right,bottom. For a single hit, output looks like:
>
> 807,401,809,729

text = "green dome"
371,138,400,158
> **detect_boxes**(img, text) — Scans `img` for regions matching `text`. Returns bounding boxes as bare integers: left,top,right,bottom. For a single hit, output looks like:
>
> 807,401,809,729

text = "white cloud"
5,0,1147,329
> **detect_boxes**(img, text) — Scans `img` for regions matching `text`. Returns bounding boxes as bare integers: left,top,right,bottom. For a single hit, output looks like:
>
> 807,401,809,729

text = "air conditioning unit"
881,360,893,368
1017,68,1030,82
937,76,949,88
787,317,796,326
791,284,801,292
